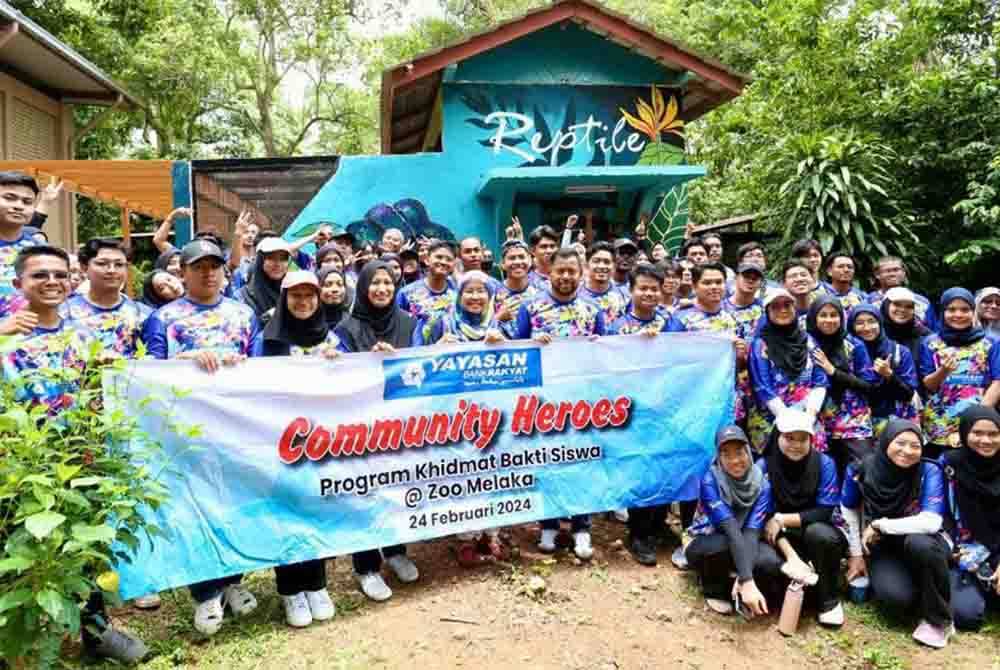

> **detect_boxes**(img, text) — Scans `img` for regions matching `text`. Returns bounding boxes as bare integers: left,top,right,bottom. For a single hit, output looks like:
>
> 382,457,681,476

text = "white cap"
884,286,915,305
763,288,795,309
977,286,1000,301
775,409,815,436
280,270,318,291
257,237,291,255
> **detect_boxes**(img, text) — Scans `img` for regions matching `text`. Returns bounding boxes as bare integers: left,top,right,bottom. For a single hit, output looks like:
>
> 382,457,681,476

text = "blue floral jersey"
513,290,605,339
0,233,38,317
494,283,539,339
722,297,765,341
0,320,93,413
819,335,877,440
758,453,840,511
607,306,675,335
868,289,938,332
579,284,627,325
834,460,946,539
917,335,1000,445
289,331,341,357
61,294,147,358
943,464,996,572
870,341,919,435
527,270,550,291
396,278,456,339
824,283,868,313
687,468,773,536
670,304,744,420
141,297,262,360
747,334,830,452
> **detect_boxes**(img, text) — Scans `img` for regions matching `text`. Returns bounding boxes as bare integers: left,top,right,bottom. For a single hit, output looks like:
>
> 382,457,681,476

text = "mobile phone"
733,590,754,620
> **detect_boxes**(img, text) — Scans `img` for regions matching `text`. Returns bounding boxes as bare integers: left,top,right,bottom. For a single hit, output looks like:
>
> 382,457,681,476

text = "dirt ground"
90,518,1000,670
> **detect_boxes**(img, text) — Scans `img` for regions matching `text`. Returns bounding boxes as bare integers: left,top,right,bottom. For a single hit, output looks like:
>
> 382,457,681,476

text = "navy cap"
180,239,225,266
715,425,749,447
736,262,765,276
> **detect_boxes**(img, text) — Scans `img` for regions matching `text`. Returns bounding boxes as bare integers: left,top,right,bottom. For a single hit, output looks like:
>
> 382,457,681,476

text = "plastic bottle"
778,581,805,636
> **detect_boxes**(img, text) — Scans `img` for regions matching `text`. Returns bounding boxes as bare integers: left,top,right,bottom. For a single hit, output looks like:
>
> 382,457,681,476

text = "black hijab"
807,295,849,369
141,270,174,310
335,261,415,352
317,266,352,329
315,243,344,270
857,419,924,520
262,283,329,354
766,428,822,513
944,405,1000,553
241,252,283,320
881,297,929,365
939,288,986,348
760,308,809,379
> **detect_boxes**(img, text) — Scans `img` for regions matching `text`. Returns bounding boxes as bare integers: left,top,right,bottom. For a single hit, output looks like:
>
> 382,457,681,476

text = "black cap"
715,425,749,448
613,238,639,253
329,224,355,241
399,248,419,262
180,239,225,266
736,262,765,276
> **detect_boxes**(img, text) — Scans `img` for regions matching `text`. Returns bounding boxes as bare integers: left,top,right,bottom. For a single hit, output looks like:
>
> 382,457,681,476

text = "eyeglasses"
28,271,70,281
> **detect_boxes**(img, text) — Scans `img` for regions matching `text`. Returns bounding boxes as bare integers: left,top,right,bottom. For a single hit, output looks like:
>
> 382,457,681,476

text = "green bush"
0,339,185,668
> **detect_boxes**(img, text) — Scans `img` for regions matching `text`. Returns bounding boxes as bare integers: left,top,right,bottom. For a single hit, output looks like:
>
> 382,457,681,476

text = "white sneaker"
573,531,593,560
538,529,558,553
385,554,419,583
222,584,257,616
818,602,845,627
613,509,629,523
671,546,689,570
706,597,734,615
193,593,225,636
282,592,312,628
305,589,336,621
356,572,392,601
133,594,161,610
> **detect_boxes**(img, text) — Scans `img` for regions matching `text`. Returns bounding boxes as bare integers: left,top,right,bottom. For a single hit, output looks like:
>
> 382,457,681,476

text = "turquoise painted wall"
284,25,700,252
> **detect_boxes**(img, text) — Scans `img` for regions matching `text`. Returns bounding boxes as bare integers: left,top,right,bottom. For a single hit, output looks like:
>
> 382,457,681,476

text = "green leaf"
815,204,825,227
841,166,851,186
0,588,32,613
70,476,103,488
812,174,821,197
24,511,66,540
55,463,82,483
71,523,116,544
0,556,33,574
36,590,64,622
819,233,835,254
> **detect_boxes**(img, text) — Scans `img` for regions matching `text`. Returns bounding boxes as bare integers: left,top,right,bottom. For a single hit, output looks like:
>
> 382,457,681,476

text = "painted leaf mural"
648,184,690,252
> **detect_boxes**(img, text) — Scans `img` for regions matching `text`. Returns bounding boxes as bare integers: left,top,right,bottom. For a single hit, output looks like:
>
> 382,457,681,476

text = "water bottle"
778,581,805,636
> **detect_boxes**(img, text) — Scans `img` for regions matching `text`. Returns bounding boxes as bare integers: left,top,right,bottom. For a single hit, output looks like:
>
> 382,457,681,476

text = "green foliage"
946,151,1000,268
777,131,919,272
0,343,180,667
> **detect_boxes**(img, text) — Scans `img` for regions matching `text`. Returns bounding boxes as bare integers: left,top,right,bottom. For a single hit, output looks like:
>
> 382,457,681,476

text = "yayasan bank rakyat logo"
383,348,543,400
402,361,426,389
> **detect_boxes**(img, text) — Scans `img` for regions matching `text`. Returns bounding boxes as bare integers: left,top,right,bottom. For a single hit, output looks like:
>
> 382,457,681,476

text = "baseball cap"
281,270,319,291
736,262,765,276
884,286,915,304
613,238,639,253
763,288,795,309
775,409,816,436
715,425,749,448
399,248,419,263
180,239,225,266
330,224,355,241
257,237,291,255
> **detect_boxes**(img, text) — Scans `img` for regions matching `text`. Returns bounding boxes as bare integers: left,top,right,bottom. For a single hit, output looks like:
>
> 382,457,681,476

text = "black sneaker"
629,536,657,566
91,627,148,665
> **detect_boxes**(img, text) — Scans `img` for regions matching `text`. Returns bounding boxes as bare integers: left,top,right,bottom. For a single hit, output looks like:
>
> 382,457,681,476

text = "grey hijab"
710,442,764,526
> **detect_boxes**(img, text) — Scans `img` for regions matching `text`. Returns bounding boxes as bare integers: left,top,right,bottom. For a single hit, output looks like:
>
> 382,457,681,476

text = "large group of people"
2,168,1000,664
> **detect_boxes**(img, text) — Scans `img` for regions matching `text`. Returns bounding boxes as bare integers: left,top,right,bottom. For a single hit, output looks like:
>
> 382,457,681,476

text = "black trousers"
828,438,874,479
81,591,106,650
274,559,328,596
868,534,952,627
685,532,783,602
188,574,243,603
627,504,669,540
758,522,846,612
951,568,1000,631
352,544,406,574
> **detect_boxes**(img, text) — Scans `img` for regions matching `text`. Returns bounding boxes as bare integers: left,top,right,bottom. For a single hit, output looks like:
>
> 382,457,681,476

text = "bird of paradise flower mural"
620,86,686,166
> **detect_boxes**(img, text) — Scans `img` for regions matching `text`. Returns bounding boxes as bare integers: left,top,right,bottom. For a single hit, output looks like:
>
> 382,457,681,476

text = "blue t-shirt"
579,284,627,326
513,290,605,339
607,307,674,335
840,460,946,518
688,467,773,536
758,453,840,511
494,283,539,339
0,232,37,318
868,289,938,332
61,294,147,358
0,319,93,413
141,296,262,360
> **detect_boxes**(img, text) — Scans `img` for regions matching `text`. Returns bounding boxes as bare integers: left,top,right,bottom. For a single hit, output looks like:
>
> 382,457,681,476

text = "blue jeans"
540,515,591,532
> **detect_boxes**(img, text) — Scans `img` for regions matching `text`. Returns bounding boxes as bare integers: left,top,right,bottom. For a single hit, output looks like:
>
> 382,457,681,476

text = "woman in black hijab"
944,405,1000,630
238,239,290,327
335,260,416,354
881,287,931,375
839,419,954,648
317,266,352,330
759,410,846,626
333,261,420,601
260,271,338,627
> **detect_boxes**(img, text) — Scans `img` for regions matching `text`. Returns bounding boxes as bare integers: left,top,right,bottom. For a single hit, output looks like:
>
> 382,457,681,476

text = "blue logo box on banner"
383,347,543,400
